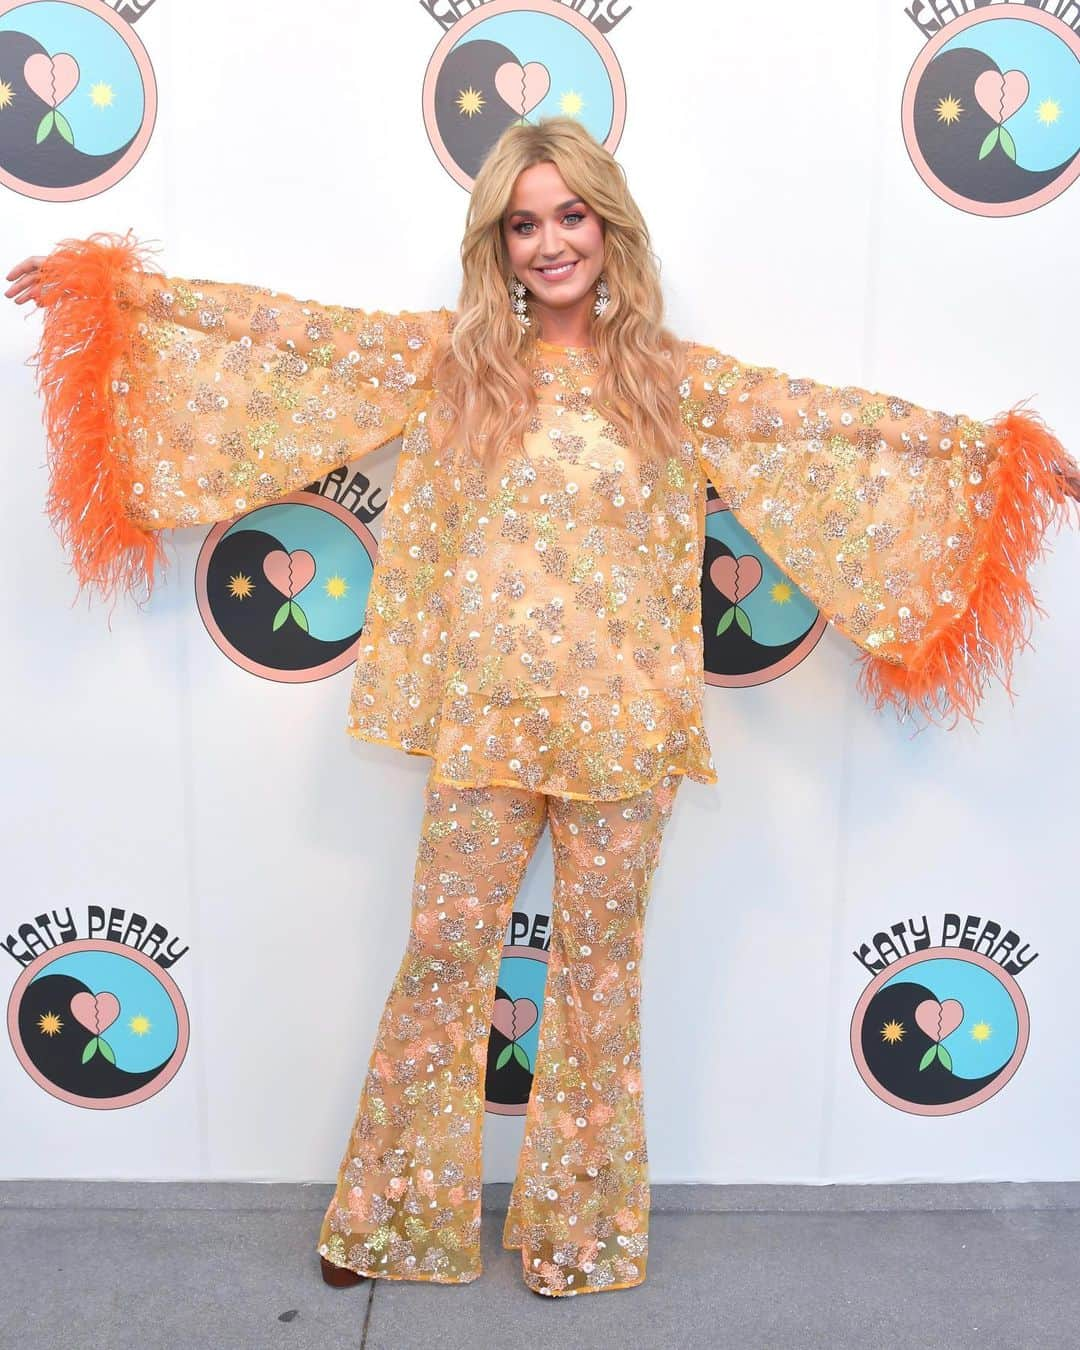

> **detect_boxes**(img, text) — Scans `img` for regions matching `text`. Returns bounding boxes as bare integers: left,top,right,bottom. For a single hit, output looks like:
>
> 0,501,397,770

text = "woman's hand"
1058,454,1080,504
4,255,48,307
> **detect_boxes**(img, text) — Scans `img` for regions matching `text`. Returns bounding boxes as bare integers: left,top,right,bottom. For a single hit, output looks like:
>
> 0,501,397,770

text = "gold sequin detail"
317,770,680,1294
131,275,1010,795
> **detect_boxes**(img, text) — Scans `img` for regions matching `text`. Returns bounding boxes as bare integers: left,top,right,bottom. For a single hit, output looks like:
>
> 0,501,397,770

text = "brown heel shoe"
320,1255,369,1287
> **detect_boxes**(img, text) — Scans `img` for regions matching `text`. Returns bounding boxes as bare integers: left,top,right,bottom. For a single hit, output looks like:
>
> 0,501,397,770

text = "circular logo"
195,490,379,684
7,939,190,1109
701,495,826,688
0,0,157,202
902,9,1080,216
485,943,548,1115
422,0,626,191
850,948,1030,1116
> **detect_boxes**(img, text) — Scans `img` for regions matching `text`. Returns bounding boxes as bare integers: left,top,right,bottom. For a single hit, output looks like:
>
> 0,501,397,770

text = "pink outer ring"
900,8,1080,218
849,946,1030,1117
421,0,627,192
194,490,380,685
7,938,191,1110
0,0,158,202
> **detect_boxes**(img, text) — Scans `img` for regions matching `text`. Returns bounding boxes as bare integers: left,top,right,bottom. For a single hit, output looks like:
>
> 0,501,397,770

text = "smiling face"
502,159,606,340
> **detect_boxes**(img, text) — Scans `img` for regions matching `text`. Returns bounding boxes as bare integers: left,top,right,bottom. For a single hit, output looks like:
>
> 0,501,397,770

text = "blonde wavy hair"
432,117,687,475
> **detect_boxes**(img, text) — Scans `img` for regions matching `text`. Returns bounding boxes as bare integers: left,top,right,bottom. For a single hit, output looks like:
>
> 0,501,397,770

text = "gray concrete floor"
2,1182,1078,1349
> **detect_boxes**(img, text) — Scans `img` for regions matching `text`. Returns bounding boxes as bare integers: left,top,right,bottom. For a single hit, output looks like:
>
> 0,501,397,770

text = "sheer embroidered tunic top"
33,234,1077,802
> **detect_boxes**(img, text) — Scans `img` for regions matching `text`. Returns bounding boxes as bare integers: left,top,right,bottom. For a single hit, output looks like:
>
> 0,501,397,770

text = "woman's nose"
539,222,565,254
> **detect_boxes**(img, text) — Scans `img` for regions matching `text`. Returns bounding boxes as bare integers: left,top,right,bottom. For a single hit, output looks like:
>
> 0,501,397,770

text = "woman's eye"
512,212,586,234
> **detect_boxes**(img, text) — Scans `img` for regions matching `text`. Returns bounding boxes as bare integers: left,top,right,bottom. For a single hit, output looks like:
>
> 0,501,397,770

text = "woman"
7,118,1079,1298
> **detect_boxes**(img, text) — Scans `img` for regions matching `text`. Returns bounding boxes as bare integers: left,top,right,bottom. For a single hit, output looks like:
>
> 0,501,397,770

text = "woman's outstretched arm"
679,340,1079,729
8,232,452,607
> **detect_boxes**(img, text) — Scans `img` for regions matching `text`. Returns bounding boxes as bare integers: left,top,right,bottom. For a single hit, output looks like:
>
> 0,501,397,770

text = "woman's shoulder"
670,336,718,390
677,339,735,384
678,337,723,363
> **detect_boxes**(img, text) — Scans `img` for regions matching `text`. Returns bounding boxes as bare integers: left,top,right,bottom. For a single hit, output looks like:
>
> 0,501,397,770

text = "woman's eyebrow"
506,198,586,219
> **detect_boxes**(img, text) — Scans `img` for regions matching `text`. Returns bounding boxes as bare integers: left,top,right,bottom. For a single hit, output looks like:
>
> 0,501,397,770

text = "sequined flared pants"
316,766,681,1297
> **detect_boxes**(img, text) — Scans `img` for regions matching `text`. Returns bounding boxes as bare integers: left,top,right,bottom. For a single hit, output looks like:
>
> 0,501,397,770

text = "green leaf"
81,1037,98,1064
512,1043,531,1070
54,111,74,146
290,601,309,633
496,1043,513,1070
999,127,1016,162
978,126,1000,160
716,606,735,636
98,1037,116,1065
272,600,290,631
36,110,55,143
734,606,752,637
918,1044,937,1071
937,1044,953,1072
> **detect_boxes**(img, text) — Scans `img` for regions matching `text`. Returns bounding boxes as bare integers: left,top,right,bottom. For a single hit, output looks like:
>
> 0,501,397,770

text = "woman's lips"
533,260,578,282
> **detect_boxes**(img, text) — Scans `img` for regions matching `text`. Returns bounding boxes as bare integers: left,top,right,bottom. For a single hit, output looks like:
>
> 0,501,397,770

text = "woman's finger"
4,277,36,301
4,265,39,287
5,267,42,294
4,256,42,282
8,281,41,305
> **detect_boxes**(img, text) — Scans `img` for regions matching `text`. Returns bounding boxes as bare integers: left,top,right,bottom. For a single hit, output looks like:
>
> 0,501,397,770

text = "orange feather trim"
32,229,167,609
856,405,1079,730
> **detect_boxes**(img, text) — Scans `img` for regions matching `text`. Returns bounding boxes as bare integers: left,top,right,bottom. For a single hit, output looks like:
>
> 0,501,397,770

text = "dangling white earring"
509,276,530,328
594,273,610,317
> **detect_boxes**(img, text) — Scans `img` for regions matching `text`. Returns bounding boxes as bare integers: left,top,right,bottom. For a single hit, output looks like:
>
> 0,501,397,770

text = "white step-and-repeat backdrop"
2,0,1078,1184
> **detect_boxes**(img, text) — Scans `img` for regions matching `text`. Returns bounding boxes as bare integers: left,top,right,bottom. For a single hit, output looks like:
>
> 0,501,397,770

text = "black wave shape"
0,31,139,190
484,983,536,1108
914,46,1077,203
434,39,523,180
18,973,168,1099
204,529,363,672
700,534,814,679
861,979,1001,1107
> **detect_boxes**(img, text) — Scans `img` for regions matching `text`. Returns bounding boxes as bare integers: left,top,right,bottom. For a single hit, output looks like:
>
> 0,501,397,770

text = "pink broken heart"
492,996,539,1042
70,991,121,1035
24,52,80,108
709,553,763,604
973,69,1029,125
263,548,316,598
494,61,550,117
914,997,964,1042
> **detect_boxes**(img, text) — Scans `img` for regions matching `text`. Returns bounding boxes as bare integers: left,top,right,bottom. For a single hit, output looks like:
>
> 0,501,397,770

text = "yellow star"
228,573,254,599
936,95,963,125
38,1011,63,1036
457,86,485,118
1037,98,1062,126
0,80,14,111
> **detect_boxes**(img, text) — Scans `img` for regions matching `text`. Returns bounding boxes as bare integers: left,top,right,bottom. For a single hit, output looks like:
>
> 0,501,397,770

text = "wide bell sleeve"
31,230,453,605
680,341,1079,728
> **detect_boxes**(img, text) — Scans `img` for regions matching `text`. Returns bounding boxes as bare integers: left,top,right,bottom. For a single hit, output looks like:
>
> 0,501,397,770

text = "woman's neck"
531,296,593,349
